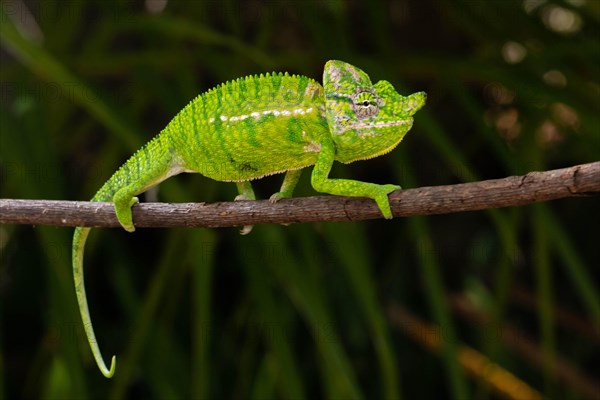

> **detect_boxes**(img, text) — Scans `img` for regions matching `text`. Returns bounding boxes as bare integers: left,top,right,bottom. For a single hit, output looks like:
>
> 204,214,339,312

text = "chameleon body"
73,60,426,377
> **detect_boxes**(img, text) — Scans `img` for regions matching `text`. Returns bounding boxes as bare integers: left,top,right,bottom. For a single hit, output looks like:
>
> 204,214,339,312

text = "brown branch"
1,162,598,229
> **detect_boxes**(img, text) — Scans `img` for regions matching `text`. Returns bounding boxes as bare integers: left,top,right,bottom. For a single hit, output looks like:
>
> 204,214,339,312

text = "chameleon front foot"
373,184,401,219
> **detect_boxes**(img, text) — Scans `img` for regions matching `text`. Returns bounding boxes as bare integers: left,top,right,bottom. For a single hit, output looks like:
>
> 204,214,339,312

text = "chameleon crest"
73,60,426,377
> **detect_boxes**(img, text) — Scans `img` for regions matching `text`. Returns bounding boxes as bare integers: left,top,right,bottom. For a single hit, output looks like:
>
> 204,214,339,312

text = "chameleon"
72,60,426,377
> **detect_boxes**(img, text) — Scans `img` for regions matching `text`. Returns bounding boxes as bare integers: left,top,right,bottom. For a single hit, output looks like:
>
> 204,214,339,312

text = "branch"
1,162,598,229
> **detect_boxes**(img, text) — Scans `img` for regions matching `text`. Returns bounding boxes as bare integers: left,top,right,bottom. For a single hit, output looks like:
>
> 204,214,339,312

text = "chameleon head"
323,60,426,163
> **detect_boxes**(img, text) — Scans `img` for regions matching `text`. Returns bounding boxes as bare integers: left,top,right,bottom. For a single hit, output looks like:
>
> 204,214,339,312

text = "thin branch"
1,162,598,229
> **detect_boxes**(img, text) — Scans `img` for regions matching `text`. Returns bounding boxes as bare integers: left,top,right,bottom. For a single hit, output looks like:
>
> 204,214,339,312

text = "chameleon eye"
351,90,379,119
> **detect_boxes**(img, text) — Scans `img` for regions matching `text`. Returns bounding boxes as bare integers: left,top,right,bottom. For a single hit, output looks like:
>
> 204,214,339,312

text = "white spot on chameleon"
212,107,317,123
304,141,321,152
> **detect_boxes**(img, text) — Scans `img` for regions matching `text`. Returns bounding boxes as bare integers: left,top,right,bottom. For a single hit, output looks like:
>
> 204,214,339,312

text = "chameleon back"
167,72,330,181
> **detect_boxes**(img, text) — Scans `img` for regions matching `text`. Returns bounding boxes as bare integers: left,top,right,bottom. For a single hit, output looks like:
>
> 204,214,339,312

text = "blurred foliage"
1,0,599,399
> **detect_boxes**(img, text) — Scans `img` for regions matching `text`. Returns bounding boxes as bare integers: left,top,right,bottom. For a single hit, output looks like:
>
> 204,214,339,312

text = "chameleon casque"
73,60,426,377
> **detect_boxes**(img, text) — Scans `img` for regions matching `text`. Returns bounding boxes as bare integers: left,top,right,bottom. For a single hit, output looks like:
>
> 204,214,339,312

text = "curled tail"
73,226,116,378
71,131,183,377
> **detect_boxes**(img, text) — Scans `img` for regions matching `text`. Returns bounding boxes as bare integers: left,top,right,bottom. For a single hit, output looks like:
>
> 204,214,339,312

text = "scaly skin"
73,60,426,377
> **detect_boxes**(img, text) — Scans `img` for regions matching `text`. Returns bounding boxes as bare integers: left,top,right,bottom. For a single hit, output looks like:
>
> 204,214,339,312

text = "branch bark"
1,162,598,229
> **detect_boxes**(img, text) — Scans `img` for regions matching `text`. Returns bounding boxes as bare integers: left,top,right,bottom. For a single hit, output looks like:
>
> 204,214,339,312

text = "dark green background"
1,1,598,399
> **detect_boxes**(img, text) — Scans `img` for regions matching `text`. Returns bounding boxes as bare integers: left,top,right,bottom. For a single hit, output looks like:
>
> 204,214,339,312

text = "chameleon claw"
122,224,136,233
239,225,253,235
269,192,285,203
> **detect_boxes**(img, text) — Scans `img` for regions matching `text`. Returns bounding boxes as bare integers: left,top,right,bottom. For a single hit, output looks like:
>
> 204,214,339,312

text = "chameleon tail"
72,226,116,378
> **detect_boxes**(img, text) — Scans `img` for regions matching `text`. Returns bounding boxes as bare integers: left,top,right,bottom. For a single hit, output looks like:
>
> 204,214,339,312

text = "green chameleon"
73,60,426,377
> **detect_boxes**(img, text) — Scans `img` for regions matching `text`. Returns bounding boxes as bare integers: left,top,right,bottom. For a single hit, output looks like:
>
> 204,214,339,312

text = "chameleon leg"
112,163,178,232
235,181,256,235
235,181,256,202
311,140,400,219
268,169,303,227
270,169,302,202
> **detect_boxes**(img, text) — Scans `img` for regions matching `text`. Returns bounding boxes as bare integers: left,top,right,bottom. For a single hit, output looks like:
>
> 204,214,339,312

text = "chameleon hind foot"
113,194,139,232
234,190,255,235
233,181,256,235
